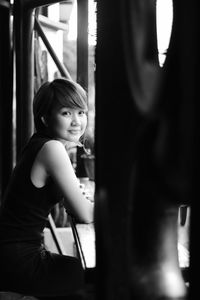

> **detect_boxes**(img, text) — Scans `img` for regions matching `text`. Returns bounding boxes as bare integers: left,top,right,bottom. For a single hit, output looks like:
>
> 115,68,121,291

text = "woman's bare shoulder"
41,140,66,153
38,140,68,164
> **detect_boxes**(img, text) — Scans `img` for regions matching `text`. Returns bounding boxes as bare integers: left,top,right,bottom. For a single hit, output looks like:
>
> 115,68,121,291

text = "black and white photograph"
0,1,197,299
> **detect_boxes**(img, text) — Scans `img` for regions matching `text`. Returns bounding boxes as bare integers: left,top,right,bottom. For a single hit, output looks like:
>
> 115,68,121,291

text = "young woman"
0,78,94,300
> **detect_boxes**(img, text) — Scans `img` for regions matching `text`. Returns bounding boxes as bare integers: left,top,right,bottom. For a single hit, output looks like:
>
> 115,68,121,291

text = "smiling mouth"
69,130,80,135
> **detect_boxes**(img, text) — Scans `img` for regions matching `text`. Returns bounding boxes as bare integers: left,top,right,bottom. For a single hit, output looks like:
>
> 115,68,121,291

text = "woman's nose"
71,113,80,126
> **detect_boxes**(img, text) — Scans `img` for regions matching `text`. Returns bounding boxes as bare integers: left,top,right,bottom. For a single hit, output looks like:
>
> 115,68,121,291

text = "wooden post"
0,0,13,196
14,0,35,160
77,0,88,91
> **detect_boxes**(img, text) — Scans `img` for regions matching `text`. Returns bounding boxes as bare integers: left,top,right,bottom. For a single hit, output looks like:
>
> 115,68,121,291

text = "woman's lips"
69,130,81,134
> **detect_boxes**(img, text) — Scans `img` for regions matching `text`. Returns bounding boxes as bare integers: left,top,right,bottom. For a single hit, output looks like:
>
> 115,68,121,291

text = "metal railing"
34,16,72,79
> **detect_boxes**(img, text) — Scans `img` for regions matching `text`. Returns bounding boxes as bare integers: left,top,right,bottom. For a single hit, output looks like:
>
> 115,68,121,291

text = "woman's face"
46,106,88,146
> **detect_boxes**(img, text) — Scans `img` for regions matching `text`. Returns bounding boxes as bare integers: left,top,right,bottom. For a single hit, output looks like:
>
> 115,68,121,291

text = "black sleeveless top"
0,133,62,244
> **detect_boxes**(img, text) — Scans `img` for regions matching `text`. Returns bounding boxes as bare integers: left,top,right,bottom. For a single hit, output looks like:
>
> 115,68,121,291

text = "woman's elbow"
83,215,94,224
81,205,94,224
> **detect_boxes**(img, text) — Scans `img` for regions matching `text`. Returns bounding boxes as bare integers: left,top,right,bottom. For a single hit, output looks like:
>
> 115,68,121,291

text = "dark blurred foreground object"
95,0,197,299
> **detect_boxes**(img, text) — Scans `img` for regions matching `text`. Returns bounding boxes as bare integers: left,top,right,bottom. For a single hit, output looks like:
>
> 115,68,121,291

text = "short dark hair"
33,78,87,132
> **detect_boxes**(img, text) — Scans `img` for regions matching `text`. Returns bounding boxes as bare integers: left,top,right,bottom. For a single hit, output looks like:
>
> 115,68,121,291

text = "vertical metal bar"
77,0,88,91
0,0,13,197
76,0,89,176
14,0,34,159
48,214,66,255
69,216,87,269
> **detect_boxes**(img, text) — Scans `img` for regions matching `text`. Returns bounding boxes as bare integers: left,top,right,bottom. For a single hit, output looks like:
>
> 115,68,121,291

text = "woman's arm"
39,140,94,224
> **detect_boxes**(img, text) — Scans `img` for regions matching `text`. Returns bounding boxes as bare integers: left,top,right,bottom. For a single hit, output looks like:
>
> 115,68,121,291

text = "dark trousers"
0,242,85,299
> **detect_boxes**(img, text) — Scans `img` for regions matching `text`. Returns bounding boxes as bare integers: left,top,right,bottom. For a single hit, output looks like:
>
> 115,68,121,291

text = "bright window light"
68,0,96,45
156,0,173,67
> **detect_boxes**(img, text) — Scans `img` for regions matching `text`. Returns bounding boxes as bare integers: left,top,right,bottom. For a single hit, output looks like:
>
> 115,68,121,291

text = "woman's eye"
62,111,71,116
79,110,87,115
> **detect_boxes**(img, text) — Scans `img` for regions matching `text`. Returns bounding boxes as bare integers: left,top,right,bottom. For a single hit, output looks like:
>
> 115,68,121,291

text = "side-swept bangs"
51,78,87,111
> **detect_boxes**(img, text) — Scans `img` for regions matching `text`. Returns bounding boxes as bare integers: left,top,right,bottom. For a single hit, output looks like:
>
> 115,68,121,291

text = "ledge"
38,14,68,31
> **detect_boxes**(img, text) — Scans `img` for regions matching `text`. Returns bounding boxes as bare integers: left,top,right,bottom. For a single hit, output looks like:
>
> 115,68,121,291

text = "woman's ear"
41,116,48,127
